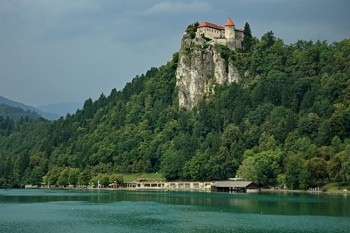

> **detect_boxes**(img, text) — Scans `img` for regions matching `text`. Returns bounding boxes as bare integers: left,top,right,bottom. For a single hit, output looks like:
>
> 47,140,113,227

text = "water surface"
0,189,349,232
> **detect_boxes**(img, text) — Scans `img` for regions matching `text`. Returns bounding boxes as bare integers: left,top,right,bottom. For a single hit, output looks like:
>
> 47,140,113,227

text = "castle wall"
234,30,244,49
197,27,222,40
227,39,236,50
215,38,227,46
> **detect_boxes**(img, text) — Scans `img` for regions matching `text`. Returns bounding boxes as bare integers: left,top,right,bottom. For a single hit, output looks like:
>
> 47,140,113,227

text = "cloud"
0,0,105,41
143,1,213,15
0,0,101,22
1,0,350,106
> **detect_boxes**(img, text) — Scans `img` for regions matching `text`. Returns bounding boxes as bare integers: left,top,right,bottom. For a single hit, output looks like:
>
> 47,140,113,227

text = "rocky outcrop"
176,35,240,109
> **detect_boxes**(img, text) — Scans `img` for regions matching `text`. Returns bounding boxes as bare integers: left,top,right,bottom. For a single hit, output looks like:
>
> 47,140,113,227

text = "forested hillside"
1,32,350,190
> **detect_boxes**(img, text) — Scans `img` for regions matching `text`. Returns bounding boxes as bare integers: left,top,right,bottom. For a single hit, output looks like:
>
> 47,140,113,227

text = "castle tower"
224,18,235,40
225,18,235,50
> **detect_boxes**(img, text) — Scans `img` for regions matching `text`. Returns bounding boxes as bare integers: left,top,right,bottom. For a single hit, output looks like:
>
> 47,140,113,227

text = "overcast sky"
1,0,350,107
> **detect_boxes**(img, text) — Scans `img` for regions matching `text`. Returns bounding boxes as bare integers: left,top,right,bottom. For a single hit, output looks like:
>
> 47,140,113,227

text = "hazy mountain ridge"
0,96,59,120
37,102,83,117
0,104,41,121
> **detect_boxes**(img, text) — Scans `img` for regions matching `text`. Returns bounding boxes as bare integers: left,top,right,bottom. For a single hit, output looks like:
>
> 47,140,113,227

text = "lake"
0,189,349,233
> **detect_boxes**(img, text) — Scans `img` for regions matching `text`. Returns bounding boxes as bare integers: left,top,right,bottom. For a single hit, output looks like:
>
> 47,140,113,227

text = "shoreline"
261,188,349,195
19,186,350,195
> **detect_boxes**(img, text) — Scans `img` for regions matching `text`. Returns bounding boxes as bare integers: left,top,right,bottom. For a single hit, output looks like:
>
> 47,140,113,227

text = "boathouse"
211,181,259,193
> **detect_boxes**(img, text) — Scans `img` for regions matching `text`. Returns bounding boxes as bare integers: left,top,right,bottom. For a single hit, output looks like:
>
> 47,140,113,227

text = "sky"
1,0,350,107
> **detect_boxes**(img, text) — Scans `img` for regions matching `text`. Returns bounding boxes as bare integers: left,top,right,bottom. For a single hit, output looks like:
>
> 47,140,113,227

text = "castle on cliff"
196,18,243,50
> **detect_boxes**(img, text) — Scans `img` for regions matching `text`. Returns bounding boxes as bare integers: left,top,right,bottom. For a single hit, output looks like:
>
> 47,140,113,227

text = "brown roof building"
196,18,243,50
211,181,260,193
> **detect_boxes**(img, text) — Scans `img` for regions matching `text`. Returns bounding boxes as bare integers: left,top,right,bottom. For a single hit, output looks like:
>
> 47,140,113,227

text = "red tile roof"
225,18,235,26
197,22,224,30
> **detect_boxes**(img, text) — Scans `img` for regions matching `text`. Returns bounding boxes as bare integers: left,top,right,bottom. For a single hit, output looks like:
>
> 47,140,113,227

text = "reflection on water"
0,189,349,233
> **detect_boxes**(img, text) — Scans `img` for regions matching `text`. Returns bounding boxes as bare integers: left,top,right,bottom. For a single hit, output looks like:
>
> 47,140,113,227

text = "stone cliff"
176,34,240,110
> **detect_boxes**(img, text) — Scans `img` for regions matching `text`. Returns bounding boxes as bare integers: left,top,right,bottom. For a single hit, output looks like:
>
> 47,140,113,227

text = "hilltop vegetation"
1,32,350,190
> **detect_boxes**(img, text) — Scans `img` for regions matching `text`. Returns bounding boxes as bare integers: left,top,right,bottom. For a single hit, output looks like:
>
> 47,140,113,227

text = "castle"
196,18,243,50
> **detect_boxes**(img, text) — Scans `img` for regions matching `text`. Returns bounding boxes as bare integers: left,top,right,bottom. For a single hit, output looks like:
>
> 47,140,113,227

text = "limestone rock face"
176,36,240,109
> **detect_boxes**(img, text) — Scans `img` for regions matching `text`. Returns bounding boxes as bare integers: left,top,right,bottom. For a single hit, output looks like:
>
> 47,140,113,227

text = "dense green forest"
1,30,350,190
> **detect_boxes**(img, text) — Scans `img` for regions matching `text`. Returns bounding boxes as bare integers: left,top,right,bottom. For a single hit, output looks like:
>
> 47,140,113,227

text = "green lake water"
0,189,349,233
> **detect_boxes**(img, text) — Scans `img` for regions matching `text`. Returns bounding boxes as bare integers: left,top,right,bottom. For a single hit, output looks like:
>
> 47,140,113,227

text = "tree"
299,162,312,190
237,150,282,185
298,113,320,139
261,31,276,49
46,166,64,187
254,150,282,185
78,169,92,186
221,123,244,159
284,153,304,189
68,168,80,187
242,22,253,52
309,157,328,186
258,132,277,151
26,167,44,185
109,174,124,184
99,174,110,187
161,149,186,180
57,168,70,187
183,152,208,181
185,22,199,39
236,156,257,182
13,153,30,186
340,146,350,184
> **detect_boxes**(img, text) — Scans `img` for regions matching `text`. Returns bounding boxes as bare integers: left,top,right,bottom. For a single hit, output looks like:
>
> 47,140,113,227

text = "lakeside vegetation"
1,30,350,191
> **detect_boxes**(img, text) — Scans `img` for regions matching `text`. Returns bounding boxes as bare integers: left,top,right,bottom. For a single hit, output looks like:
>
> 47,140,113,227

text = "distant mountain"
0,96,59,120
0,104,41,121
37,102,83,117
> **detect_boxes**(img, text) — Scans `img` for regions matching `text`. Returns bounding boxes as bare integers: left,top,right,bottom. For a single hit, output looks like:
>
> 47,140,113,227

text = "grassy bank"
323,182,350,193
261,182,350,194
118,173,165,183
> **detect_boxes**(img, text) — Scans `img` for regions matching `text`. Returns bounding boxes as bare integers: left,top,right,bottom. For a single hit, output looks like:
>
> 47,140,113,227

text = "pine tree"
242,22,253,52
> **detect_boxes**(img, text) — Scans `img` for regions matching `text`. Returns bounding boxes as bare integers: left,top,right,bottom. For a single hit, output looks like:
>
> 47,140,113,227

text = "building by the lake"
211,181,260,193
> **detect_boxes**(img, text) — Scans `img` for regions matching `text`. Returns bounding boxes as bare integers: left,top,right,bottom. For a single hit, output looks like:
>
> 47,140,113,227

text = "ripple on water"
0,190,350,233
